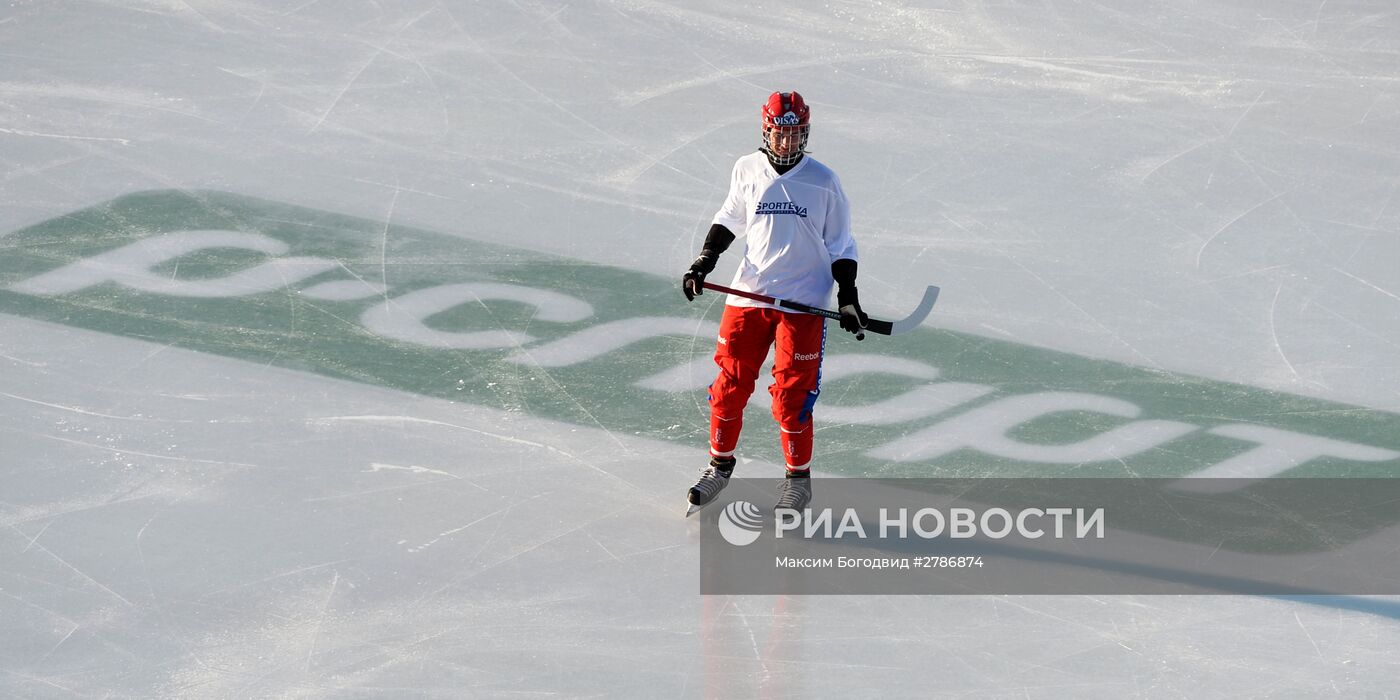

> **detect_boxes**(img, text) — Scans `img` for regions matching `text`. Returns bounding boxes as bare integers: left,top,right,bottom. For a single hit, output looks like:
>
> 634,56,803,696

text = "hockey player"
683,90,866,515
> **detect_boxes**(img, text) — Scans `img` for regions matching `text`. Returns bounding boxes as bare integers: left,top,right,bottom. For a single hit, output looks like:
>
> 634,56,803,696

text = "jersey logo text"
755,202,808,218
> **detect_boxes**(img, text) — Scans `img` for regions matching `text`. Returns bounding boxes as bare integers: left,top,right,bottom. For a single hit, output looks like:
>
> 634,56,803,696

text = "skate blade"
684,501,707,518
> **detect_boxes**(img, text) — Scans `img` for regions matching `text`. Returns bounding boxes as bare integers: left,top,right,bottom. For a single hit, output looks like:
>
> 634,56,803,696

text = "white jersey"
711,151,858,311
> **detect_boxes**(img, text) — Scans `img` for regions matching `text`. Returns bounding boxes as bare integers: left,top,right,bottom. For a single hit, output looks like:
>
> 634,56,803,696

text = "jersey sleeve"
710,160,748,236
823,173,858,262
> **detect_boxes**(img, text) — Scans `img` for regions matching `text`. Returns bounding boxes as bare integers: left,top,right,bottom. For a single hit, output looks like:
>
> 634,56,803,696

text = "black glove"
682,253,717,301
682,225,736,301
836,285,869,338
831,258,868,339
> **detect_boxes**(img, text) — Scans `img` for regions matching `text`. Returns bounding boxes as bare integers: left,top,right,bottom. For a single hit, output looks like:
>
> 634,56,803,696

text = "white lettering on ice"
11,232,1396,484
7,230,337,297
360,282,592,350
866,392,1197,464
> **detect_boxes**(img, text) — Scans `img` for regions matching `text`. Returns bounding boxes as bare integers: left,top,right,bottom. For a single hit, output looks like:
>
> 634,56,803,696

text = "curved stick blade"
883,285,940,336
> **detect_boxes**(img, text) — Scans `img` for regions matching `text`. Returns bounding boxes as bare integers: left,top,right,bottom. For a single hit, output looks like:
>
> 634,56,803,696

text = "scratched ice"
2,1,1399,696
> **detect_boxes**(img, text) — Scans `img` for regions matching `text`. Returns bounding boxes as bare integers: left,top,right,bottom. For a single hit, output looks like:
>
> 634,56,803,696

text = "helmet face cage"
760,91,810,166
762,124,809,165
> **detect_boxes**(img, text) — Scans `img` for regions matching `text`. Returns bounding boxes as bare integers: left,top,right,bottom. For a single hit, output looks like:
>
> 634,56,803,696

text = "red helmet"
760,91,810,165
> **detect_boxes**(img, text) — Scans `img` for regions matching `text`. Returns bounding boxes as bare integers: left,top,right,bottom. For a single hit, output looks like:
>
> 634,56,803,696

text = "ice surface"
2,0,1399,696
7,316,1400,697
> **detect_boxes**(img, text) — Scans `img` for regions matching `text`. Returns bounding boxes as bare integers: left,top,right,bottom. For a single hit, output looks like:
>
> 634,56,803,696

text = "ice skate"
773,472,812,513
684,456,735,517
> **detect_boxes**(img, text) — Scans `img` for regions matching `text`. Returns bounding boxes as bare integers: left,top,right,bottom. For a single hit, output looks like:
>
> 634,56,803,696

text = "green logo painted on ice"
3,190,1397,496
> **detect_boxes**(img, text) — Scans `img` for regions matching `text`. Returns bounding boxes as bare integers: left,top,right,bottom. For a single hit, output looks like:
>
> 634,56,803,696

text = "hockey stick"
700,281,939,339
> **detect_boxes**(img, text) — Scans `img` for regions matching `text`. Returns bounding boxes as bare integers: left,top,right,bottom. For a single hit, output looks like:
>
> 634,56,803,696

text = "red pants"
708,305,826,469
